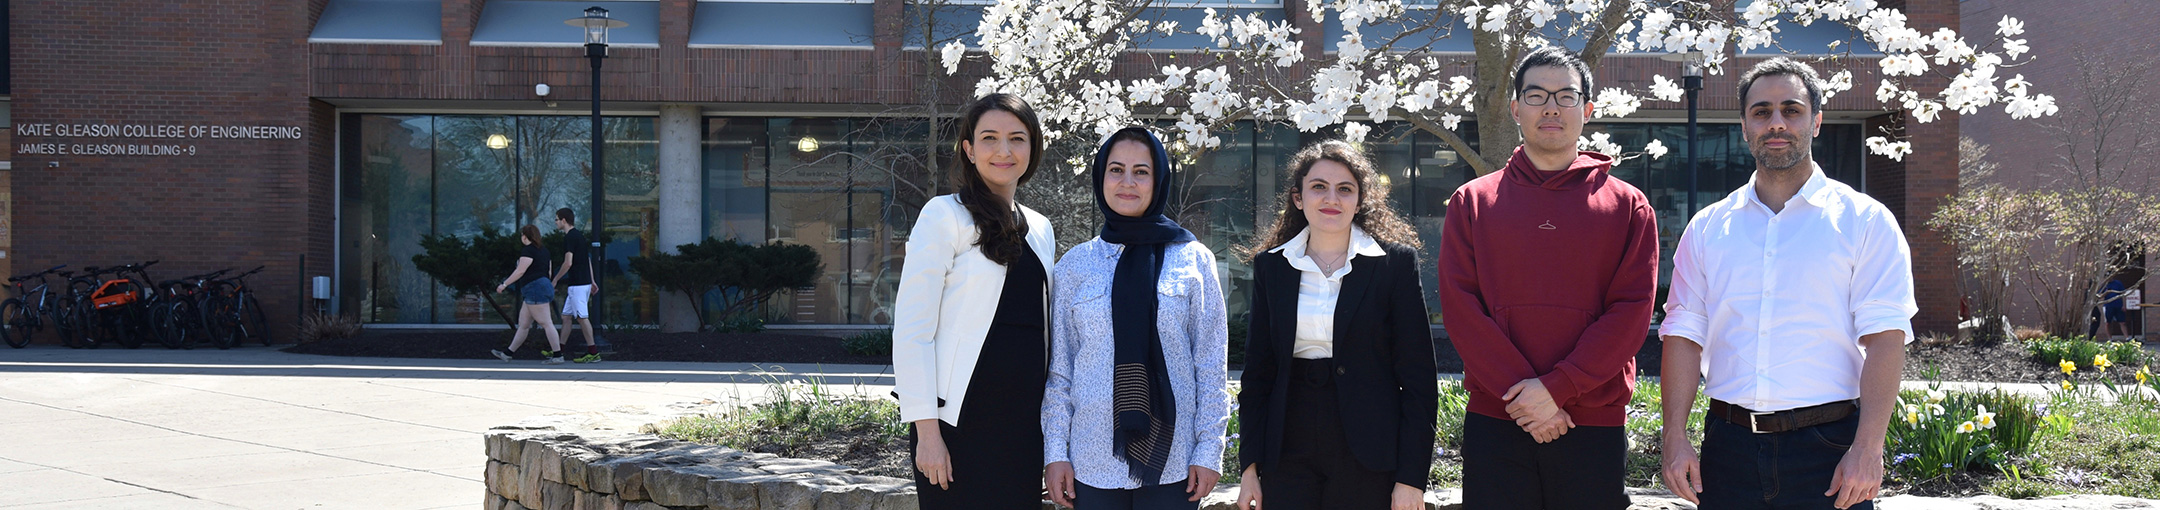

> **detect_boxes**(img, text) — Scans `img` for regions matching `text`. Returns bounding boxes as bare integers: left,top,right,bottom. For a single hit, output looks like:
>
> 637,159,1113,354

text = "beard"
1749,133,1812,172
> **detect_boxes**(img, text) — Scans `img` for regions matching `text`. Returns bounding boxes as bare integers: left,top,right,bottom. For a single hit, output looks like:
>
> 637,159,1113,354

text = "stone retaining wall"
483,404,2159,510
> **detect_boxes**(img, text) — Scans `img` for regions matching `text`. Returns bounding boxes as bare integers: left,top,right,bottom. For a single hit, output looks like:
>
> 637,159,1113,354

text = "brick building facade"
6,0,1969,336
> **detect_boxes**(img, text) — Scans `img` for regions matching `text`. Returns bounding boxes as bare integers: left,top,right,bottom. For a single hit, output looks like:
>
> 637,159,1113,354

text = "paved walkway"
0,345,2106,509
0,346,895,509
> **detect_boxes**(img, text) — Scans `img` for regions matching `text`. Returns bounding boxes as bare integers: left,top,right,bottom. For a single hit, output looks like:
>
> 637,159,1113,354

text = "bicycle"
207,266,270,346
89,260,159,349
158,269,231,349
2,265,69,348
60,267,109,349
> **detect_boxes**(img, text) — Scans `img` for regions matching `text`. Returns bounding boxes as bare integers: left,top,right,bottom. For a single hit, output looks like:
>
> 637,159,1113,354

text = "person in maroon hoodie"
1437,46,1659,510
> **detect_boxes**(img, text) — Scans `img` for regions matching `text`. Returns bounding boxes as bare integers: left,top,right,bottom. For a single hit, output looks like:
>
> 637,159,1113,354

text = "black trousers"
910,324,1046,509
1699,412,1872,510
1460,413,1628,510
1262,358,1394,510
1075,482,1199,510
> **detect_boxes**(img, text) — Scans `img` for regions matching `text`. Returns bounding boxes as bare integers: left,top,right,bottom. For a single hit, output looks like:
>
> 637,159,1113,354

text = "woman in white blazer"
893,92,1058,508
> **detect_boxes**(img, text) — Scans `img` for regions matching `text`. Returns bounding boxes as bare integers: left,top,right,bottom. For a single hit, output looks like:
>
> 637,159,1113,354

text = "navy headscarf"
1092,127,1194,482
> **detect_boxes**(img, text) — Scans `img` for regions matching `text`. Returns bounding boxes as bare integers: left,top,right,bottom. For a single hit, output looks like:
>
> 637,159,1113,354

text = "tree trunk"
1472,28,1521,175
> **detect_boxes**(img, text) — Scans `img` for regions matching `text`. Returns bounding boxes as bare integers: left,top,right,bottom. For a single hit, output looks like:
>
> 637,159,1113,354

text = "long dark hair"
951,93,1045,266
1241,140,1422,261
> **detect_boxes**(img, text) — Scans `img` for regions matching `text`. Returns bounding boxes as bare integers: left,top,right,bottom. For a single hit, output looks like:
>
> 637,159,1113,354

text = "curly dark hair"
1241,140,1422,261
951,93,1045,266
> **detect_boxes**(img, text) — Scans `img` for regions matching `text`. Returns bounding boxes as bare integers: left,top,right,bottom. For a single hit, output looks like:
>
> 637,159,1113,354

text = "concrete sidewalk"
0,346,894,509
0,345,2105,509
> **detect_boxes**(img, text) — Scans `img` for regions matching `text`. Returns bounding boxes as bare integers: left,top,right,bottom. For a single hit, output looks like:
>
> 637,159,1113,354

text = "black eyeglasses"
1519,90,1583,108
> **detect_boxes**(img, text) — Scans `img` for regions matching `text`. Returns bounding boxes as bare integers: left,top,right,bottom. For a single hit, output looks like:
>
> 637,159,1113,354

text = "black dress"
914,242,1049,509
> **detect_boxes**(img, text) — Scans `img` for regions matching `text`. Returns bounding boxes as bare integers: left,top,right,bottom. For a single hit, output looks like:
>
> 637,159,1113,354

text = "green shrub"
2026,336,2145,367
844,329,893,357
713,313,766,334
628,238,820,332
655,376,906,453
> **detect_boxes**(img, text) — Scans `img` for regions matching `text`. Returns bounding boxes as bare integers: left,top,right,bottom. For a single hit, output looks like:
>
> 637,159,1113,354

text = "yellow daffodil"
2061,359,2079,375
2139,366,2151,385
1905,411,1922,425
2062,380,2076,391
1926,389,1948,403
1958,421,1978,434
1976,405,1997,429
2094,353,2112,372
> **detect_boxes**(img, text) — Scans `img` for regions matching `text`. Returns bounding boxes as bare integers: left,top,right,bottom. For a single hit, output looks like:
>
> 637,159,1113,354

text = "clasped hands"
1503,378,1575,443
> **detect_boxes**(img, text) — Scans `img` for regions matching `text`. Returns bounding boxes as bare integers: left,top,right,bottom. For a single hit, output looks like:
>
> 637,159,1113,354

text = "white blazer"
893,194,1056,426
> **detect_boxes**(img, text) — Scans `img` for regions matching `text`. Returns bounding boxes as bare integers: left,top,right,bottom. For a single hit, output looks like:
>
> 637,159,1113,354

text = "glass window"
704,117,770,243
432,115,520,324
766,118,854,324
344,114,436,323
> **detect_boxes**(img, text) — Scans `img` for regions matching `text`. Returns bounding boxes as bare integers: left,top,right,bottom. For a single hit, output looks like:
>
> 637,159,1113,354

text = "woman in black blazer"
1234,140,1437,510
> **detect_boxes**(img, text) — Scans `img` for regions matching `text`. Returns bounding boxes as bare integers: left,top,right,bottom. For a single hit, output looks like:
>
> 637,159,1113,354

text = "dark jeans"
1261,358,1393,510
1460,413,1629,510
1700,411,1872,510
1074,482,1199,510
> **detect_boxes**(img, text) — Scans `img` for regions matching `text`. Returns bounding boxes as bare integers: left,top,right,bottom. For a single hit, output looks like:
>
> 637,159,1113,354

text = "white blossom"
1339,32,1369,63
1565,0,1598,14
1480,4,1513,33
1593,88,1642,118
2003,38,2029,59
1525,1,1558,27
1161,65,1192,89
1650,75,1685,102
1644,138,1669,159
1823,70,1854,101
1578,131,1622,155
1866,136,1913,160
1997,15,2025,37
1401,80,1442,113
941,42,967,75
1876,79,1900,103
1441,113,1464,131
1343,121,1371,143
2005,93,2058,119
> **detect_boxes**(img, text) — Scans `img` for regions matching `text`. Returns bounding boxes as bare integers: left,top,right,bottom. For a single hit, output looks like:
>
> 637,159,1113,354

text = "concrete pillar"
657,104,703,333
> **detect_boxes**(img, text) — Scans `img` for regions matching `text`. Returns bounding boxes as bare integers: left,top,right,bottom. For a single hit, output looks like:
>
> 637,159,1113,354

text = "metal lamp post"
568,6,625,330
1664,51,1707,218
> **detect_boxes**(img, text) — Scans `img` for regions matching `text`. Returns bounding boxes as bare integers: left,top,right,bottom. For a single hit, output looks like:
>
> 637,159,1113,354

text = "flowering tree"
941,0,2057,175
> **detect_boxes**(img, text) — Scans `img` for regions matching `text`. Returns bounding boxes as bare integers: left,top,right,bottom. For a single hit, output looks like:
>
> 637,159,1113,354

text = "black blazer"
1237,241,1438,489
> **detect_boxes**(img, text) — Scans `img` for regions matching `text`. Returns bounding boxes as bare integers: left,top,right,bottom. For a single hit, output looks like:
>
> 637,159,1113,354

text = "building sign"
12,122,305,157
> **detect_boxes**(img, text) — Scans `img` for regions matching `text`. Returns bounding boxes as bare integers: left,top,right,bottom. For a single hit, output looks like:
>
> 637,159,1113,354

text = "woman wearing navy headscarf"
1042,126,1232,510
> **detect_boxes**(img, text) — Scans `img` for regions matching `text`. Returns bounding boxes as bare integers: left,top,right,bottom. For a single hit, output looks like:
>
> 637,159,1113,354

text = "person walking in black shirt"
552,208,601,362
492,225,566,364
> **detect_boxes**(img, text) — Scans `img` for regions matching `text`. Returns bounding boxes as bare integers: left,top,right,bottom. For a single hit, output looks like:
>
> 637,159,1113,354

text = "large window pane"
347,114,435,324
433,115,519,324
705,117,770,243
766,118,853,324
599,117,661,325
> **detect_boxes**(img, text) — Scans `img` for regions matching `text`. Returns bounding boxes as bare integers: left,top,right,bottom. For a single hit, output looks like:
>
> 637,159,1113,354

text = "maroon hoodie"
1437,147,1658,427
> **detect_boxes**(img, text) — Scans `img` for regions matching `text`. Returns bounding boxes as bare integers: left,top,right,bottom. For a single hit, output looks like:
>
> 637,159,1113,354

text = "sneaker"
490,349,512,362
573,354,603,363
543,356,566,365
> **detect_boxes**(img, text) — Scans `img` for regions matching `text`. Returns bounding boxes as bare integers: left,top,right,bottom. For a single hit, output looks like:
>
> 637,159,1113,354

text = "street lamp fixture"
567,5,626,330
1662,51,1707,218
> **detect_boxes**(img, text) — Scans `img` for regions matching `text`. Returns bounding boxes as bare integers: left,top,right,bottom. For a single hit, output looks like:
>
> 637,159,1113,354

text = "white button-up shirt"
1269,226,1388,359
1658,164,1917,412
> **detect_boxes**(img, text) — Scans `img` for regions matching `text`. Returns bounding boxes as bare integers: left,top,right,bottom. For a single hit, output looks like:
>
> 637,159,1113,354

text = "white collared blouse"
1268,226,1389,359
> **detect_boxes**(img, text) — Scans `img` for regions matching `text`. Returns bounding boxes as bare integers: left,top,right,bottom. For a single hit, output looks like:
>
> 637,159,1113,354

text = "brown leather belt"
1709,399,1858,434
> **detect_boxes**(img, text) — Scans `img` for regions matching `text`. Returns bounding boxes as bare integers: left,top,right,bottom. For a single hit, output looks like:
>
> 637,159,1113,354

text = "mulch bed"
284,329,890,365
1904,339,2155,385
743,427,914,479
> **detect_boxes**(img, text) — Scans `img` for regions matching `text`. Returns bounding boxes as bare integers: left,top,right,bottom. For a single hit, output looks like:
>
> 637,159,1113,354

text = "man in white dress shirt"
1657,57,1918,510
